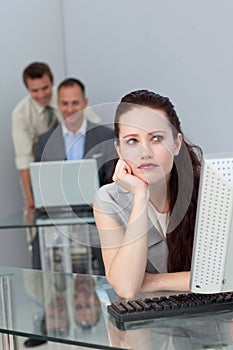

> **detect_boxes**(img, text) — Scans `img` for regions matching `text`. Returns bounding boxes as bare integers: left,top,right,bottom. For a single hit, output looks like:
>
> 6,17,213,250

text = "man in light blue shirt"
64,119,86,160
33,78,116,275
35,78,115,186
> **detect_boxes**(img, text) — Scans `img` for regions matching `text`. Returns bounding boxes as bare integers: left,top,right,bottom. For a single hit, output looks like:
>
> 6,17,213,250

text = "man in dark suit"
26,78,116,348
35,78,115,186
31,78,116,276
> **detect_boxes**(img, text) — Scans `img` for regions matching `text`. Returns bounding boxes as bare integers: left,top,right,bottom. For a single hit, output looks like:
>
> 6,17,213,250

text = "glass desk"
0,210,99,274
1,267,233,350
0,209,95,229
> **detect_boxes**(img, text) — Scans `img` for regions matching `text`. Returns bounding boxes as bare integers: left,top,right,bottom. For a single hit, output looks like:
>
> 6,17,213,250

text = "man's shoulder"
12,95,31,118
38,126,62,144
87,122,114,138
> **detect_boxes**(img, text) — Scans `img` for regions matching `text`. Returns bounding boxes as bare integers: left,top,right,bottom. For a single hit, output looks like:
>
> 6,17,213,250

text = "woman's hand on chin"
113,159,148,196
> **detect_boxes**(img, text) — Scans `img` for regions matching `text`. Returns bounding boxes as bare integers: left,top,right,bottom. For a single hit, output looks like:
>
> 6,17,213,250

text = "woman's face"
115,107,182,185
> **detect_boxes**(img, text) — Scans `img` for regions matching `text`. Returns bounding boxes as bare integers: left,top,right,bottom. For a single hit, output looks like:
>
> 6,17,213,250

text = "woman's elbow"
115,287,138,299
106,274,139,299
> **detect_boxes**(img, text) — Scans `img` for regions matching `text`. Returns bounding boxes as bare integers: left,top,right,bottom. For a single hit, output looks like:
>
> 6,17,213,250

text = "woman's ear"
174,133,183,156
114,140,121,158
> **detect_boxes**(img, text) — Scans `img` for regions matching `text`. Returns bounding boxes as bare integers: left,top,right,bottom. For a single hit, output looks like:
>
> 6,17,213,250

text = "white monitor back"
190,153,233,294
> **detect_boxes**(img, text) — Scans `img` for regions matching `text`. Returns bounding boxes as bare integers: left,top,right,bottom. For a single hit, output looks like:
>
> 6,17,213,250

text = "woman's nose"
140,143,153,159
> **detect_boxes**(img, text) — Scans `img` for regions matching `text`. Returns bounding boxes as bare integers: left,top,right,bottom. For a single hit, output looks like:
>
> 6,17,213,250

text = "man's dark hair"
23,62,54,87
58,78,85,96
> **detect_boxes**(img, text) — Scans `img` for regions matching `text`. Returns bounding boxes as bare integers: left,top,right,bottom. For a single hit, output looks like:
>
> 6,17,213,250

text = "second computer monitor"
190,152,233,294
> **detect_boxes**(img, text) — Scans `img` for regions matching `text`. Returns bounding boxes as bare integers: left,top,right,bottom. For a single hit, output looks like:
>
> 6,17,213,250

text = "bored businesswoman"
93,90,202,298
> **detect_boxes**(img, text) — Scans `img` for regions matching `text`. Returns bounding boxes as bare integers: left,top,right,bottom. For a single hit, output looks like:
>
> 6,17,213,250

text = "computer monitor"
190,152,233,294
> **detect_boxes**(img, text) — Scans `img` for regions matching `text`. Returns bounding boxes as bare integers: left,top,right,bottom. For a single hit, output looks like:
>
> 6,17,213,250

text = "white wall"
63,0,233,154
0,0,66,267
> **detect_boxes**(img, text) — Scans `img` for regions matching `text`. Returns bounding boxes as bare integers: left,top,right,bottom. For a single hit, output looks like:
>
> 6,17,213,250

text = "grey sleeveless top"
95,183,168,274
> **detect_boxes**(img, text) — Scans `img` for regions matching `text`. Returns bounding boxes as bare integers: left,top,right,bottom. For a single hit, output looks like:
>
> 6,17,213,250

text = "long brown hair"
114,90,202,272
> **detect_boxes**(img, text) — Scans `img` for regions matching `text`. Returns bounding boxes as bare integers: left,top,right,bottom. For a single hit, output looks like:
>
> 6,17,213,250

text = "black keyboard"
108,292,233,329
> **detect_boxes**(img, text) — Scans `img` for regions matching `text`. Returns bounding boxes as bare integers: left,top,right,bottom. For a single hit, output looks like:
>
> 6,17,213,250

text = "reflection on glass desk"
1,267,233,350
0,210,99,276
0,209,95,229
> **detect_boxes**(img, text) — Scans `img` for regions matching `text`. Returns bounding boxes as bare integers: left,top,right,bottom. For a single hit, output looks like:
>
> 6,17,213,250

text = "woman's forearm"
107,193,149,298
140,271,191,293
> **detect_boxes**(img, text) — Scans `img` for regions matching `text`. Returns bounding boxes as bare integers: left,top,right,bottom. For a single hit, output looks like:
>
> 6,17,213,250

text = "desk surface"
0,209,95,229
1,267,233,350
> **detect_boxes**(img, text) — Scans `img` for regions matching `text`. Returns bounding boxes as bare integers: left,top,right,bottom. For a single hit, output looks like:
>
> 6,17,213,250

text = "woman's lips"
138,163,158,170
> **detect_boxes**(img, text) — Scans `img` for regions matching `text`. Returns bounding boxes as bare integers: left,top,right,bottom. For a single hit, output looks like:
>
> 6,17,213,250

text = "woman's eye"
152,135,164,142
126,138,138,145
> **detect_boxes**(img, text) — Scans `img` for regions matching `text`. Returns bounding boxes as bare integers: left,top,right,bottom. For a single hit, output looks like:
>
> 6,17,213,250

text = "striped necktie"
45,106,58,128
